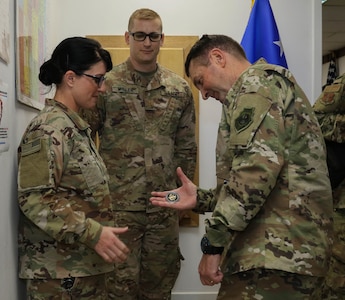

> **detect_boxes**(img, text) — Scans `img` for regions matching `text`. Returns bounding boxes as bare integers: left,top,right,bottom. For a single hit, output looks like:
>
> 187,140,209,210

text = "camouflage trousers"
217,268,323,300
312,206,345,299
312,255,345,299
25,272,110,299
109,210,182,300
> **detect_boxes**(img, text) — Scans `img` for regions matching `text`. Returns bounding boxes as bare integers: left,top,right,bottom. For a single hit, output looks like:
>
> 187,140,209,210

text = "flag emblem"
241,0,288,68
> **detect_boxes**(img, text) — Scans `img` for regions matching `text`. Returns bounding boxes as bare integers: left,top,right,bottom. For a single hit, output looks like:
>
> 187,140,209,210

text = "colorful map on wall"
16,0,47,110
0,81,9,153
0,0,10,63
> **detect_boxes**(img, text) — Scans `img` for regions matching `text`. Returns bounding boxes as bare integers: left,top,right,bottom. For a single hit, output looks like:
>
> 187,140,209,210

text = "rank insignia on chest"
235,108,254,133
112,86,138,94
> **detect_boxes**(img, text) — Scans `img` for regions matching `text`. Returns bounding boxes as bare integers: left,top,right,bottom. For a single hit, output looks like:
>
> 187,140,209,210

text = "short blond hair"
128,8,163,32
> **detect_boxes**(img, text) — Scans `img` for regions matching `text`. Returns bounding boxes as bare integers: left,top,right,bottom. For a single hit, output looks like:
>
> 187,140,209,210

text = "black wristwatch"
200,236,224,255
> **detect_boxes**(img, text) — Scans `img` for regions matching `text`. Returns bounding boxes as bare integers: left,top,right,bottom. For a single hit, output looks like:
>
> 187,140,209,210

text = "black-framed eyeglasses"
82,73,106,87
129,31,162,42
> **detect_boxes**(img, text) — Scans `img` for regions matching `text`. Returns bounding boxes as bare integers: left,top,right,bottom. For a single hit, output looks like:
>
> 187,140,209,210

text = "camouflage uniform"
312,74,345,299
82,59,197,299
193,59,333,299
18,99,113,299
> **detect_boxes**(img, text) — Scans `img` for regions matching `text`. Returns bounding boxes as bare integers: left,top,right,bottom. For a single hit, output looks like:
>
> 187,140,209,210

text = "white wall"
0,1,36,299
0,1,321,298
339,56,345,76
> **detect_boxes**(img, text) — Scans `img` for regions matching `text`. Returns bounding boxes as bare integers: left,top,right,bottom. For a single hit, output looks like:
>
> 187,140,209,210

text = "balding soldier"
150,34,333,299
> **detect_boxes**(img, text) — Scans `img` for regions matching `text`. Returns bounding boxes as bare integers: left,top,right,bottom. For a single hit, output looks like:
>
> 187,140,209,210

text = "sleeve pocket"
19,138,52,190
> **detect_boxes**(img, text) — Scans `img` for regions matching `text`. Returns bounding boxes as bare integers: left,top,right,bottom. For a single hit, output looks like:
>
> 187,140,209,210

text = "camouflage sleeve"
316,112,345,143
193,187,217,213
174,86,197,181
205,93,283,248
18,125,102,249
314,111,345,188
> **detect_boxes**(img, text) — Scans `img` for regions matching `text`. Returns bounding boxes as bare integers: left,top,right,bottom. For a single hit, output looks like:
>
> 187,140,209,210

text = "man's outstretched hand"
150,167,197,210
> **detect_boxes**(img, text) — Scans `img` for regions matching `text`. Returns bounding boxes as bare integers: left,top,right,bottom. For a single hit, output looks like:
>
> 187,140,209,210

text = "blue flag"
241,0,288,68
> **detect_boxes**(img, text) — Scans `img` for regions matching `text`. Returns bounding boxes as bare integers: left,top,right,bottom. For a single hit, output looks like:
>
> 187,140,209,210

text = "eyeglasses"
82,73,106,87
129,31,162,42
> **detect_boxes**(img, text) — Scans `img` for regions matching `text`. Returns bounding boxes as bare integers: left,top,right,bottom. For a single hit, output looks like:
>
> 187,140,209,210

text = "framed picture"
15,0,48,110
0,0,10,64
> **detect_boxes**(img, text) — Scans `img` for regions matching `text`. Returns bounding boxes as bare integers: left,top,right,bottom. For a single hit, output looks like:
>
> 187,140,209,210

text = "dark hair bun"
39,59,64,86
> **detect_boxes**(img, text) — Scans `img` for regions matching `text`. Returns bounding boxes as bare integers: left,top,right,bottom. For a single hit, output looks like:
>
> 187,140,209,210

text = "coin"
165,192,180,203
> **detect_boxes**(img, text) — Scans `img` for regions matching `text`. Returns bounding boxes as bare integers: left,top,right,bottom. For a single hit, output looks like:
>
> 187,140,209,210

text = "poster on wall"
0,0,10,63
16,0,48,110
0,81,9,153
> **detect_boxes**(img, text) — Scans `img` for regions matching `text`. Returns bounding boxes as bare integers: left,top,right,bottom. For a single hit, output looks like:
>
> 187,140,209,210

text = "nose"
143,36,152,45
98,81,106,92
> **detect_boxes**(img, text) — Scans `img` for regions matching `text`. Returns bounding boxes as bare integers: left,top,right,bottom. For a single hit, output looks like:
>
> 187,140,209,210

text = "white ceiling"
322,0,345,57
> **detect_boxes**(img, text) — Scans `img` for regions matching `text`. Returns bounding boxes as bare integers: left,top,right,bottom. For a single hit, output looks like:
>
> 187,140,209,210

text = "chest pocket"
78,156,105,193
67,138,107,196
109,87,142,131
229,94,271,149
145,91,184,134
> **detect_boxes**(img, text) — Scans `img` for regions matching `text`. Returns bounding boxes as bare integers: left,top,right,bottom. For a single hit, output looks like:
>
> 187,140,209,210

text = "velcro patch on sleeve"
19,138,52,189
314,83,345,113
21,138,41,156
229,95,271,148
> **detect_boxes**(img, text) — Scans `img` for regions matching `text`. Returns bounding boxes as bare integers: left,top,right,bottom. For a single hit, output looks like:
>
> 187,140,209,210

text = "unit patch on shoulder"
21,138,41,157
235,108,254,133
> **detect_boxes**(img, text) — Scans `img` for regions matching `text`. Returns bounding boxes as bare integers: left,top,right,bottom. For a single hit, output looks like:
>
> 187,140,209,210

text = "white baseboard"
172,292,218,300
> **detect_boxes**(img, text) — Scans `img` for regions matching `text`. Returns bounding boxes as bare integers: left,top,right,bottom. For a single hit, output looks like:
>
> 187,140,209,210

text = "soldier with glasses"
81,8,197,300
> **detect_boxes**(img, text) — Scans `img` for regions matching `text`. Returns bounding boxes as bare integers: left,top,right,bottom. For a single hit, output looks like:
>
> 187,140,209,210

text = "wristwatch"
200,236,224,255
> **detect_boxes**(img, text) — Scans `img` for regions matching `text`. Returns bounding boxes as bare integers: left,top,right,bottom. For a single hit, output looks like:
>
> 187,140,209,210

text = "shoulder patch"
235,108,254,133
229,94,271,148
313,78,345,113
21,138,41,157
18,138,52,190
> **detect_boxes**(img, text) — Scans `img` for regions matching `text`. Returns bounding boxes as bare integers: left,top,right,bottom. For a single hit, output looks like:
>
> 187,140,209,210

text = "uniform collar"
45,98,90,131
